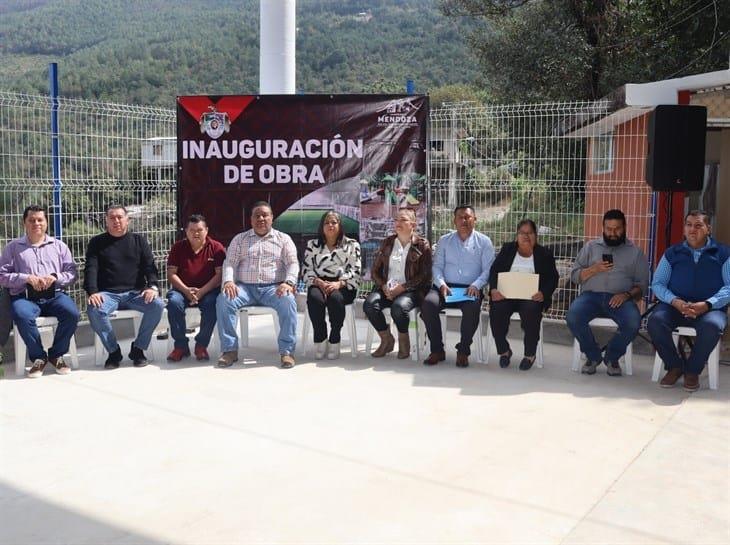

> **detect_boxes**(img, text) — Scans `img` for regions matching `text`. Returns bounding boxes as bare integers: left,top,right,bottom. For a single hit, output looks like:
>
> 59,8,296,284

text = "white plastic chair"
484,312,544,367
570,318,633,375
13,317,79,376
237,306,280,348
93,310,158,365
438,307,486,364
651,326,720,390
300,304,358,358
365,307,424,362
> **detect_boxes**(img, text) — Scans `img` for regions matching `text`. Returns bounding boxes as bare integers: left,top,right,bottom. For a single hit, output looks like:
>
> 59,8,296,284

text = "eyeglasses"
517,230,536,236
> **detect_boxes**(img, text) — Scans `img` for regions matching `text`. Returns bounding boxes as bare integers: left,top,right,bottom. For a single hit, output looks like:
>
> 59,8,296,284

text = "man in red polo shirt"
166,214,226,361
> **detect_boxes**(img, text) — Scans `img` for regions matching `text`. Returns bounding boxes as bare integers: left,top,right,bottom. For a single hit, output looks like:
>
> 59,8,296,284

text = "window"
592,133,614,174
152,143,162,156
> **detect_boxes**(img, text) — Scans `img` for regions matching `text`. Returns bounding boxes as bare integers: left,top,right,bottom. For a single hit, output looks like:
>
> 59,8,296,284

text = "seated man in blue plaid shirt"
215,201,300,369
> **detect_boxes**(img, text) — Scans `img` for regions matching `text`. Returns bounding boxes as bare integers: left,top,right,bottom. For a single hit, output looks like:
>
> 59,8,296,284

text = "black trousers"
307,286,357,343
420,287,482,356
363,289,422,334
488,299,544,357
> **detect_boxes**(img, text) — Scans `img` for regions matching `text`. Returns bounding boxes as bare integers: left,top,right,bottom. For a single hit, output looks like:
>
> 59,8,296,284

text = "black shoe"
519,356,535,371
498,350,512,368
104,347,123,369
128,345,148,367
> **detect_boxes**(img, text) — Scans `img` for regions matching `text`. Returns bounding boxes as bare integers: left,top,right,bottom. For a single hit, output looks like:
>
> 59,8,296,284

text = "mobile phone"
602,253,613,264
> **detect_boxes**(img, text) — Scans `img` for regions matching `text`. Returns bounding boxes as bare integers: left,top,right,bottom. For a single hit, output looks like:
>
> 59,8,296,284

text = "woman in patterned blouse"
302,211,362,360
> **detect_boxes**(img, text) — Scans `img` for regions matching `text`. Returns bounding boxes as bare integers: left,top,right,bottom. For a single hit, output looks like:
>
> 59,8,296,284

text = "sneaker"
49,356,71,375
581,360,600,375
606,360,622,377
167,347,190,362
327,343,340,360
660,368,683,388
314,341,328,360
27,358,47,378
128,345,148,367
280,354,295,369
104,347,123,369
194,344,210,361
683,372,700,392
217,351,238,368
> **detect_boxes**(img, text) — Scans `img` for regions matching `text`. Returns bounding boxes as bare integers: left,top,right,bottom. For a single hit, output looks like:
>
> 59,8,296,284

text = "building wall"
584,114,653,257
713,128,730,244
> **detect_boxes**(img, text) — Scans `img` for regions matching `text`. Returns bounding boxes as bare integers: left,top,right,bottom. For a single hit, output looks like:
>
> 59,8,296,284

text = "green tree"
440,0,730,102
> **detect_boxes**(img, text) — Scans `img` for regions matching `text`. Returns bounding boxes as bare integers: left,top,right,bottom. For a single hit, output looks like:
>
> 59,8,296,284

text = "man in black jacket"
85,204,164,368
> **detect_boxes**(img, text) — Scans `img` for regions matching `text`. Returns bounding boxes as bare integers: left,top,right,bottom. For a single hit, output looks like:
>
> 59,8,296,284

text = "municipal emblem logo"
199,107,230,139
377,98,421,126
386,99,418,114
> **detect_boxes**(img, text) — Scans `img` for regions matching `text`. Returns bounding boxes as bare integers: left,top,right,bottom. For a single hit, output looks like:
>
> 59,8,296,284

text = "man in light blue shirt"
648,210,730,391
421,205,494,367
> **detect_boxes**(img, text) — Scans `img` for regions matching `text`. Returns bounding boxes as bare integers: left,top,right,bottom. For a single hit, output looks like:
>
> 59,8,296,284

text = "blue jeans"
87,290,165,353
647,302,727,375
566,291,641,362
11,293,80,362
166,289,218,349
215,283,297,354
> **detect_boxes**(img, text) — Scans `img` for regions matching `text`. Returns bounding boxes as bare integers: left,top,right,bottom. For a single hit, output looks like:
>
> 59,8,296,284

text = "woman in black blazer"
488,219,559,370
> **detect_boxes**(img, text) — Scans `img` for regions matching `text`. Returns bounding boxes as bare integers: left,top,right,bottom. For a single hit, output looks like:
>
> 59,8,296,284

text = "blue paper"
445,287,477,303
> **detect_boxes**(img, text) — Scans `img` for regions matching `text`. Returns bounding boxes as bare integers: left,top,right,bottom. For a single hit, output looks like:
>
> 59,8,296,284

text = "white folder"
497,272,539,300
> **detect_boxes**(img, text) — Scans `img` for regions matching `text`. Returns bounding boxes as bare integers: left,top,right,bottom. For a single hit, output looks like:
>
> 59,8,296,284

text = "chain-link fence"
1,91,656,322
0,91,176,317
429,101,654,319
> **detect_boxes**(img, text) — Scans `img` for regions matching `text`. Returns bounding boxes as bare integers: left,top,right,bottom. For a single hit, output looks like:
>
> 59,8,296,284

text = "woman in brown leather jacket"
363,208,432,359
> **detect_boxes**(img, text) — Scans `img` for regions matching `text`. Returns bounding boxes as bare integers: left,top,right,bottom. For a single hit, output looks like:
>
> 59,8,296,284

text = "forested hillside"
0,0,478,106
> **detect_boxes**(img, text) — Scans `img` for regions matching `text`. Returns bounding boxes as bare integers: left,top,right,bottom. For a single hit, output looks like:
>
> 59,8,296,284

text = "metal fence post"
49,62,62,239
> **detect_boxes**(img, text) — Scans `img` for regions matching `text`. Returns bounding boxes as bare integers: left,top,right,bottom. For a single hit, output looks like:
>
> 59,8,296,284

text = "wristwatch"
284,280,296,288
705,300,713,310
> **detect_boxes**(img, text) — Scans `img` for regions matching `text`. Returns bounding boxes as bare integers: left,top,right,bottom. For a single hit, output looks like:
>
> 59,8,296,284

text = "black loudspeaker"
646,105,707,191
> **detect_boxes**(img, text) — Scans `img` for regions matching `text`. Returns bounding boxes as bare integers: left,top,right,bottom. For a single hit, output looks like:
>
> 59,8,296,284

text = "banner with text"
177,94,428,278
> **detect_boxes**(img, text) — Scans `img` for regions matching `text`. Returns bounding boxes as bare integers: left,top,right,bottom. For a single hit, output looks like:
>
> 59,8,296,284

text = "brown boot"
423,351,446,366
372,330,395,357
660,367,683,388
397,332,410,359
683,372,700,392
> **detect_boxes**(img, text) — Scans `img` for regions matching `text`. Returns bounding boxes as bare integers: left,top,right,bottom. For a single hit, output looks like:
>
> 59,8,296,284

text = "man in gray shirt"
566,209,650,376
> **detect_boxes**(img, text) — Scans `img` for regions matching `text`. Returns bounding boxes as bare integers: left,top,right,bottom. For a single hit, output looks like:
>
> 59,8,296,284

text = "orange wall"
584,114,654,258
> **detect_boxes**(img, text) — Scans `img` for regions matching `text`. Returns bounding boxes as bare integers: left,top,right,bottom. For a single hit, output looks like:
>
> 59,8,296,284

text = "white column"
260,0,296,94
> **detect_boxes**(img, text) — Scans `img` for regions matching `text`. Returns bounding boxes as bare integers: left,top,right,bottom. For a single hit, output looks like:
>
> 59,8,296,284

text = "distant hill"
0,0,479,106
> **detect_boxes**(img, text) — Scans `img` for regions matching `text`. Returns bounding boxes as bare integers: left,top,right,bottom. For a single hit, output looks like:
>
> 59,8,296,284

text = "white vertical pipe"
260,0,296,94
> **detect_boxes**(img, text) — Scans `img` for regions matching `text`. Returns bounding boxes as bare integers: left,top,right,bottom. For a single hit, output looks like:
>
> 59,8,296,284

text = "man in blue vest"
648,210,730,391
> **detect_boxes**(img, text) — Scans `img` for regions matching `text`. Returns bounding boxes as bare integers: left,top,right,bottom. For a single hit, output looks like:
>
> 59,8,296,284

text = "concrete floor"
1,314,728,545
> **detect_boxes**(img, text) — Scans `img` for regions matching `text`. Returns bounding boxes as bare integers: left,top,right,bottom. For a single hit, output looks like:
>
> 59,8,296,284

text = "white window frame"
592,133,614,174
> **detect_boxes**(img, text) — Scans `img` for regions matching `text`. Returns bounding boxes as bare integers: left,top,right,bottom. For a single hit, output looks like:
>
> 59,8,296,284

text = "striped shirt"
222,228,299,285
301,236,361,291
652,239,730,308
